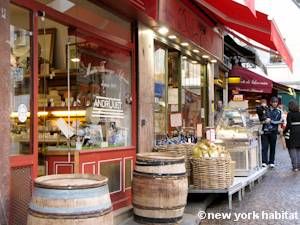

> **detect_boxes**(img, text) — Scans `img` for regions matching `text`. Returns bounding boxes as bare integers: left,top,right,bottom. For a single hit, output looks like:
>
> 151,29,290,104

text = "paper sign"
170,113,182,127
168,88,179,105
196,124,202,138
206,128,216,142
170,104,178,112
201,108,205,119
56,118,75,138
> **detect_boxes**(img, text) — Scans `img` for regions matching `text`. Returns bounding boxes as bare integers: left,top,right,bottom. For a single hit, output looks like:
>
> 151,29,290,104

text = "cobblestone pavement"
201,142,300,225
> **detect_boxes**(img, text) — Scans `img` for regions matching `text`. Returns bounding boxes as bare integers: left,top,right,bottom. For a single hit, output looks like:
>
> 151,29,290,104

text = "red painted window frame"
10,0,137,181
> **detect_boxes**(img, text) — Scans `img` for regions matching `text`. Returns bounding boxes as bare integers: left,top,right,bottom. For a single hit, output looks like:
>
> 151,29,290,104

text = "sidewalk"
119,195,216,225
201,142,300,225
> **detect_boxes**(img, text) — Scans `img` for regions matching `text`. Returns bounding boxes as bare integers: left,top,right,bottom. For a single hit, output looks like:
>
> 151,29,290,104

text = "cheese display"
192,140,228,159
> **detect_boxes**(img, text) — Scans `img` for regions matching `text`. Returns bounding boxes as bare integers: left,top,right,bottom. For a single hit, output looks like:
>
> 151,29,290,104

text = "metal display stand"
188,167,267,209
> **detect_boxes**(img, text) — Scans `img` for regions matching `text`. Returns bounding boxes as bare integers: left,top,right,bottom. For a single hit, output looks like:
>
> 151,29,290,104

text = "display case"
216,108,261,176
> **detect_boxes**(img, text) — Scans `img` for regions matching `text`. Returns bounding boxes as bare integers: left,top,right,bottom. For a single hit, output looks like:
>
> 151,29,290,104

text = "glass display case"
216,108,261,176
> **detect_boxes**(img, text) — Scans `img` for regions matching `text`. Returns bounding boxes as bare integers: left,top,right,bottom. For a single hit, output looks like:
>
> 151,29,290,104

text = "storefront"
137,0,225,151
228,65,295,113
7,1,137,223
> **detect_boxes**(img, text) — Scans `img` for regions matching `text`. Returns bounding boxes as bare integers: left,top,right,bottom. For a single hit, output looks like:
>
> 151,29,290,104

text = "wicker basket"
154,144,194,183
191,157,235,189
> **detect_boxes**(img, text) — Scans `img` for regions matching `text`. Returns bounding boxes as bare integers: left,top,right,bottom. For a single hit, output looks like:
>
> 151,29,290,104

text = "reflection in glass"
181,58,202,129
10,4,32,155
154,46,167,142
36,17,132,154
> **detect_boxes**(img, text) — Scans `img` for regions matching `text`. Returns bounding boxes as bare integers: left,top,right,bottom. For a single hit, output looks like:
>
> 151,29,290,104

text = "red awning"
194,0,293,70
229,66,273,93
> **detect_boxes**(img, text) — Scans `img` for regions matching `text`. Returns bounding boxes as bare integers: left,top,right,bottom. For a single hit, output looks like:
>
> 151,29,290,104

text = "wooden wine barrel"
133,152,188,224
27,174,113,225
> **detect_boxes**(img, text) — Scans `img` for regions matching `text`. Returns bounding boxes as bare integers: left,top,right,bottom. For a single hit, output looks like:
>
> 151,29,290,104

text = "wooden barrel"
133,152,188,224
27,174,113,225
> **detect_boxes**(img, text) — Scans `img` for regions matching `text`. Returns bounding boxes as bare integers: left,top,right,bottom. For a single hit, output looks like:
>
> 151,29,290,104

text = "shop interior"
10,3,133,176
153,41,208,145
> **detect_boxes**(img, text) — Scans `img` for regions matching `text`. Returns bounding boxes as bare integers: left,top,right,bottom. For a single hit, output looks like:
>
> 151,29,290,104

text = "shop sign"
229,66,273,93
92,96,124,119
233,94,244,101
158,0,223,59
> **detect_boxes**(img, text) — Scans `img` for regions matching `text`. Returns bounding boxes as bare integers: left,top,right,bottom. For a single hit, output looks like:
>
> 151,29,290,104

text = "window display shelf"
38,106,87,112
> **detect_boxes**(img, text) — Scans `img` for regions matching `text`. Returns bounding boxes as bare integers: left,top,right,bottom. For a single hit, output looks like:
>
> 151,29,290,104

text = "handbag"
284,129,290,140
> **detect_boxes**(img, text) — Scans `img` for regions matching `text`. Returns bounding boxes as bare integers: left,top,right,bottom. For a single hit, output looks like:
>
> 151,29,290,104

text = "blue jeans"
261,132,277,164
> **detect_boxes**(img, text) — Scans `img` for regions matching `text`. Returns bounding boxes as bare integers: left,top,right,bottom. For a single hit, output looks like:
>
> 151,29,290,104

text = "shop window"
154,45,167,142
37,17,132,159
9,4,32,155
181,58,202,131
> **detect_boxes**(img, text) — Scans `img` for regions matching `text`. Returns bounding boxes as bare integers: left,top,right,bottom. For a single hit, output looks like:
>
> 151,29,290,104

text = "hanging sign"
17,104,28,123
92,96,124,119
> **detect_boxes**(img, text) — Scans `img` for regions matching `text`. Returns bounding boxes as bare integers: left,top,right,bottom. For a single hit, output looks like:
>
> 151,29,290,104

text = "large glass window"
10,4,32,155
154,45,167,142
37,17,132,155
181,58,202,130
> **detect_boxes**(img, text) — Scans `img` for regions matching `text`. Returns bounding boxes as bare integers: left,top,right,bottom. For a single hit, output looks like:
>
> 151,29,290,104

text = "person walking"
284,100,300,171
260,97,283,168
214,100,224,127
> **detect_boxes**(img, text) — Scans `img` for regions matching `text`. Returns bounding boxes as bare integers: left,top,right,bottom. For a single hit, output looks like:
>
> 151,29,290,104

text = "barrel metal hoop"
134,214,183,224
136,159,185,166
28,207,112,219
133,171,187,179
34,183,106,190
133,203,186,210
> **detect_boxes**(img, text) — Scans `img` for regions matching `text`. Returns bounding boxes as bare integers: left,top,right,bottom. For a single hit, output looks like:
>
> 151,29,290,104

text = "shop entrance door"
9,4,37,225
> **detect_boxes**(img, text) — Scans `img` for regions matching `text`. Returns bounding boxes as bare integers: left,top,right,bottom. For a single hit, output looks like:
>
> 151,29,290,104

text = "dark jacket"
284,111,300,148
258,106,282,133
256,105,269,122
268,107,282,132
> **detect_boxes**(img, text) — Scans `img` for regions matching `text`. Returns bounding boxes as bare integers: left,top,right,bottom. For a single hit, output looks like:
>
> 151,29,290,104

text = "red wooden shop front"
9,0,137,223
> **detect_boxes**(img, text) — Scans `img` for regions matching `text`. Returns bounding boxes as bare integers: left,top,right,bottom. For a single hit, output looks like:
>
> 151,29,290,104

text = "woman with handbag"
284,100,300,171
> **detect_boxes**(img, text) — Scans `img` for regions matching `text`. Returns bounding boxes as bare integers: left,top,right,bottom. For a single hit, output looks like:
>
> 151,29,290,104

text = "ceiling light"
181,42,189,47
192,60,198,64
192,49,199,53
182,56,187,60
71,57,80,62
202,55,209,59
168,35,177,39
158,26,169,35
210,59,217,63
47,0,75,13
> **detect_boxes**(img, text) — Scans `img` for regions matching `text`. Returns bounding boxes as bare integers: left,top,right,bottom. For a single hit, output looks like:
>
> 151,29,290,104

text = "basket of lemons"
191,140,235,189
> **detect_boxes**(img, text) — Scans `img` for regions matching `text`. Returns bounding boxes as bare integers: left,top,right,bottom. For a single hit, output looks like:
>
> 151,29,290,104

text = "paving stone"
120,213,200,225
200,142,300,225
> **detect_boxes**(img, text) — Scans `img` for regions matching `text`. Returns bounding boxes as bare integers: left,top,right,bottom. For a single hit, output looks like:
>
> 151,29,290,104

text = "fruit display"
192,140,229,159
